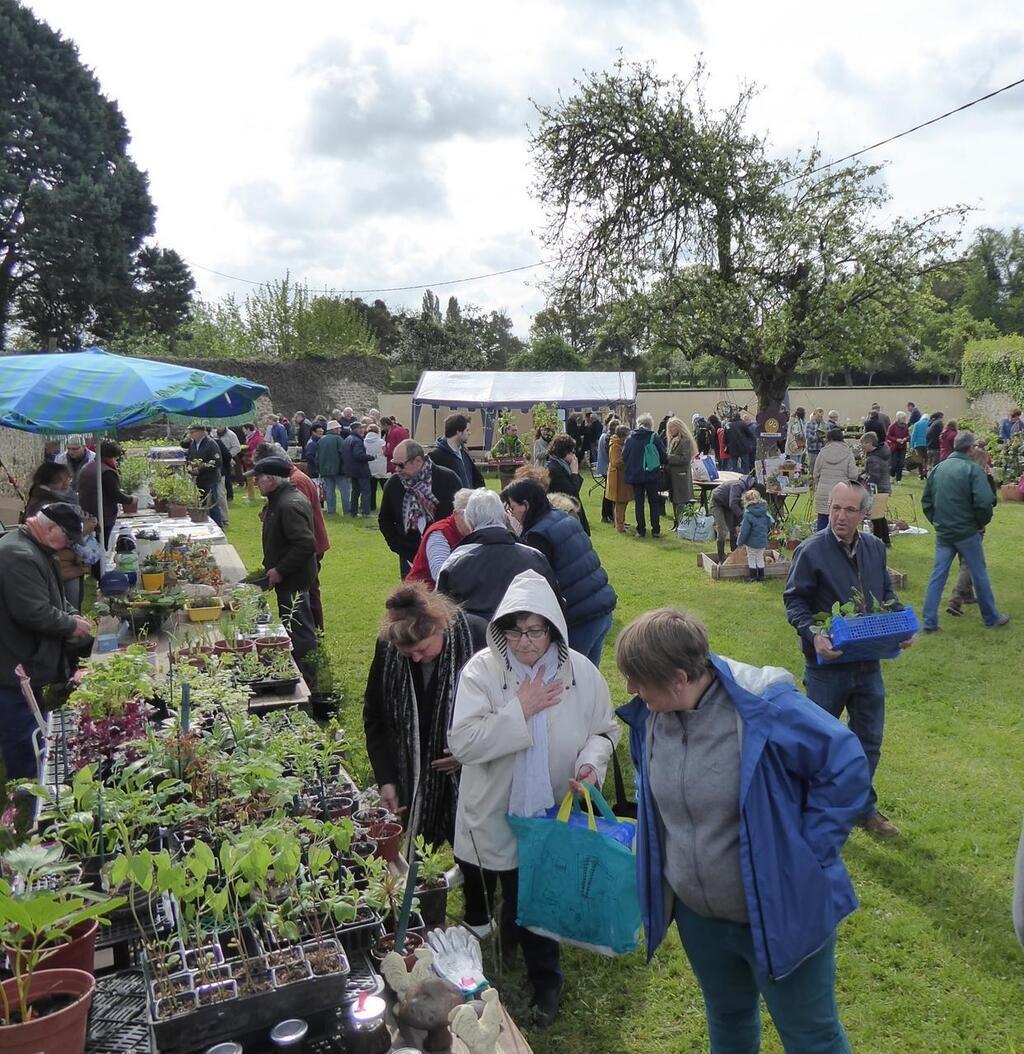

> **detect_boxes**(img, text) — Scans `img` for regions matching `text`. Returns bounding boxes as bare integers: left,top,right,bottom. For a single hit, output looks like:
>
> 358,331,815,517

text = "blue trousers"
923,531,1002,629
348,477,372,517
322,475,347,515
633,482,662,535
804,662,884,814
568,612,614,668
675,901,850,1054
0,685,41,780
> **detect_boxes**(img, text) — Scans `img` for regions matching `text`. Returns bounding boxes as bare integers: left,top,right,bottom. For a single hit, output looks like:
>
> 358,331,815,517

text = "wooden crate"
887,568,908,589
698,549,791,580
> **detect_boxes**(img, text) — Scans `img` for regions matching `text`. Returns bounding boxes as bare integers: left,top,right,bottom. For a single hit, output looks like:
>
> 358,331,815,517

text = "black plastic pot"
337,906,383,956
415,882,449,929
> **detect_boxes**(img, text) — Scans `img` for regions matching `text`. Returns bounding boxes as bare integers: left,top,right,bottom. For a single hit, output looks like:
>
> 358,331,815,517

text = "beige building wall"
379,385,970,446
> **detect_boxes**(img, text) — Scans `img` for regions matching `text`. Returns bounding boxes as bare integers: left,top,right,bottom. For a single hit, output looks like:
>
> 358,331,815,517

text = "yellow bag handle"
555,783,597,831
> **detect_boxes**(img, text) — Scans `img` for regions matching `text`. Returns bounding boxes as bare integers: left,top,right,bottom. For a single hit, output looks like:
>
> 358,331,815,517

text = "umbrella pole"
94,431,106,572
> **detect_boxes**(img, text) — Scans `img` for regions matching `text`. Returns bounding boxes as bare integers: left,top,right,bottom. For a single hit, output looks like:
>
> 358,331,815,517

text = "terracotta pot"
370,931,423,971
0,968,95,1054
152,498,168,513
213,639,255,655
7,920,98,978
120,497,139,515
167,503,188,519
254,636,291,653
187,507,210,523
368,821,403,864
353,806,391,830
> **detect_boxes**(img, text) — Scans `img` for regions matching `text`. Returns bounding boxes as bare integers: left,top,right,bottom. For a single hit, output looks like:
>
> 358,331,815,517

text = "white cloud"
23,0,1024,331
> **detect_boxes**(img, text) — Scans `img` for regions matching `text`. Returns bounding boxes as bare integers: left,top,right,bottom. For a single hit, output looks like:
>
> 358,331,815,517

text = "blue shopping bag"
507,784,641,956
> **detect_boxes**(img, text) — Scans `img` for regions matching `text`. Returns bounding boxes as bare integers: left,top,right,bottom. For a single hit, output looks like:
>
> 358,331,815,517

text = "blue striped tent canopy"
0,347,269,434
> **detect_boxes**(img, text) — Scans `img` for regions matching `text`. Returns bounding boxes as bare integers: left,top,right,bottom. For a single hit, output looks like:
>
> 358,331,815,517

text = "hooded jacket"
436,526,560,621
909,416,930,448
736,502,773,550
811,440,858,515
448,570,620,870
618,655,869,981
429,438,484,489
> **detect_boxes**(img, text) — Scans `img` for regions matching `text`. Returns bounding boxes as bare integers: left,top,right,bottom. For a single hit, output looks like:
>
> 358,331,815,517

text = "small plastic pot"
368,821,403,864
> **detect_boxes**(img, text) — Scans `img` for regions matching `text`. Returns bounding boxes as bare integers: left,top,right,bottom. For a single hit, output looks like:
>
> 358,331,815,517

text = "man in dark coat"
436,490,561,620
0,504,92,777
342,421,375,516
429,413,484,489
294,411,313,449
379,440,462,578
185,423,225,528
253,457,318,670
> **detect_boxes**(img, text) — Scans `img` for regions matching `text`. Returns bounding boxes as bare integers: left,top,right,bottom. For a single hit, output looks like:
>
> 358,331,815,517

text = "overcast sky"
24,0,1024,333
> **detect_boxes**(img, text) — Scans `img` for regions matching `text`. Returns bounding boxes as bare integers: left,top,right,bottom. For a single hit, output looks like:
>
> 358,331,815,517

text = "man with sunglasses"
378,440,461,579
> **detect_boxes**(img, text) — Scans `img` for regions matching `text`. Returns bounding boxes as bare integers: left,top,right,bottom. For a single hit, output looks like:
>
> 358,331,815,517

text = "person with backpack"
622,414,668,538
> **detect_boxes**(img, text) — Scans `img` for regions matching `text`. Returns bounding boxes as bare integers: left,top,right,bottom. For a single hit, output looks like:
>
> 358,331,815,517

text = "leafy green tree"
444,295,462,327
0,0,155,349
512,333,586,370
421,289,442,323
530,59,964,411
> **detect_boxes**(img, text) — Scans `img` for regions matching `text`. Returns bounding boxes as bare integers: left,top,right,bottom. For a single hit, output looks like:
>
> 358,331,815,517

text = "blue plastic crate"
817,606,919,664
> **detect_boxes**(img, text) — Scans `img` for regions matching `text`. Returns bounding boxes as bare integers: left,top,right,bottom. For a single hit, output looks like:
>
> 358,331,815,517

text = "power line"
188,74,1024,294
186,258,553,293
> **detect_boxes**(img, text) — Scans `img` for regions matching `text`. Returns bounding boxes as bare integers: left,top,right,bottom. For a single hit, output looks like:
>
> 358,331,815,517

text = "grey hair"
637,413,654,429
396,439,425,461
463,488,506,531
954,430,976,452
895,411,908,424
827,409,840,421
860,431,878,448
453,488,474,513
830,480,873,513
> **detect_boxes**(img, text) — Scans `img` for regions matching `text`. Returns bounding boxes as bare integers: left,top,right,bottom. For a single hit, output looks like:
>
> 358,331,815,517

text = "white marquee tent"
411,370,638,444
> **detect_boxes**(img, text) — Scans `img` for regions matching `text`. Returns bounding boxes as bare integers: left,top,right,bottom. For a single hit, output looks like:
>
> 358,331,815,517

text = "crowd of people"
0,393,1018,1048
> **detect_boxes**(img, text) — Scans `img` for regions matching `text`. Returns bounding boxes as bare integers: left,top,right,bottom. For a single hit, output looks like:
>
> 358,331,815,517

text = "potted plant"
811,589,919,665
140,557,166,592
363,860,422,967
214,614,255,656
0,853,123,1054
185,596,225,623
412,835,452,928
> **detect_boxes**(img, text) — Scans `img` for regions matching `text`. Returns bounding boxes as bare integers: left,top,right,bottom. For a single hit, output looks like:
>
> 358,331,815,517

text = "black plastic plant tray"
86,969,151,1054
149,967,349,1054
339,950,384,1004
336,912,383,956
240,675,301,696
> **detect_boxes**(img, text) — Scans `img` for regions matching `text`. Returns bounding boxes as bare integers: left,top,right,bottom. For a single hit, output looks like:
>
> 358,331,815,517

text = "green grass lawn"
223,478,1024,1053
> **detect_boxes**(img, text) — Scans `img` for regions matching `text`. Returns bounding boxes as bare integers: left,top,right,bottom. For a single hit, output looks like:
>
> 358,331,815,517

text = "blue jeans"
201,484,226,529
349,477,372,517
322,474,345,515
0,685,42,779
923,531,1002,629
803,663,884,815
674,901,850,1053
568,612,614,668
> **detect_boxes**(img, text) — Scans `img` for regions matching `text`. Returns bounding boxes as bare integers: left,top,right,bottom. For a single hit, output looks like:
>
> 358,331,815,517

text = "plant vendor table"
766,486,810,530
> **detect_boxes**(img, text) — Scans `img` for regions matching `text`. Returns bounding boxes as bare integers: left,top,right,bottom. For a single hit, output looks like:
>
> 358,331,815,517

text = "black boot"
716,539,727,564
747,567,756,582
757,567,765,582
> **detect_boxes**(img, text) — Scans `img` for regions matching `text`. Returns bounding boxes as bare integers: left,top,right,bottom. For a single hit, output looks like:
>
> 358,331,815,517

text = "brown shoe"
862,811,900,839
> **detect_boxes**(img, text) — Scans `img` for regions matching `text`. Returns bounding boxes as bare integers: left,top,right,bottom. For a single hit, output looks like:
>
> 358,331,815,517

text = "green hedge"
962,335,1024,404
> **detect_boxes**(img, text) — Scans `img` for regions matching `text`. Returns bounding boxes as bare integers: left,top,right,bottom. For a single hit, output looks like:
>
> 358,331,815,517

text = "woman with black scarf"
362,583,487,846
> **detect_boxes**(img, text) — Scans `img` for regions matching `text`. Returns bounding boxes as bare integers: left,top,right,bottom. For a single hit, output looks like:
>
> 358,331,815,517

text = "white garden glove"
426,926,489,995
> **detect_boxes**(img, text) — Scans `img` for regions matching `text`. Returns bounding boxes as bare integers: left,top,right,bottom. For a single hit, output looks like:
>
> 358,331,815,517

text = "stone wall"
0,428,46,522
150,355,389,422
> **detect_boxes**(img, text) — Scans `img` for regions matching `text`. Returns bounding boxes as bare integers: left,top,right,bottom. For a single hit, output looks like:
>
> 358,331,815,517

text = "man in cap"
251,457,319,675
185,423,225,528
0,503,93,778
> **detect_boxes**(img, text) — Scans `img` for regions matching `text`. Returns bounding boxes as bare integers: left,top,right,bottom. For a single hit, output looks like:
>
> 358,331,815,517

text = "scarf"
507,642,560,818
400,459,438,532
380,612,476,844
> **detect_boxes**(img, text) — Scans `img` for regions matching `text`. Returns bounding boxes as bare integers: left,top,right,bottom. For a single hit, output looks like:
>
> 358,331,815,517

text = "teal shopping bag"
507,783,641,956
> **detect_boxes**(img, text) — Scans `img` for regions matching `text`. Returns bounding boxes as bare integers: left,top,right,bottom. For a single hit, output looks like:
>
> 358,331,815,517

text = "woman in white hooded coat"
449,569,619,1027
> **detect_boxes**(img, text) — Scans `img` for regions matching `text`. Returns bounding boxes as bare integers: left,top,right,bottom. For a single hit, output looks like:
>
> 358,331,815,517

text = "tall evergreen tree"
0,0,155,349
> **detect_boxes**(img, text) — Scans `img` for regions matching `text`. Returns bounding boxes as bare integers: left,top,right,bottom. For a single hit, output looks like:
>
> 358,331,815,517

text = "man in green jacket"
253,457,319,673
0,504,93,778
921,431,1009,631
316,419,347,516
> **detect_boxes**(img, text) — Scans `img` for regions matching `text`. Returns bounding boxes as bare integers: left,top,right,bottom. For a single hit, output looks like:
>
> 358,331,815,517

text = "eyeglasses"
505,626,550,643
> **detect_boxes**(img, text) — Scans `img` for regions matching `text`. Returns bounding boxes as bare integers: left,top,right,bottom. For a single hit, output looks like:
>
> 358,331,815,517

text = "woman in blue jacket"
615,608,870,1053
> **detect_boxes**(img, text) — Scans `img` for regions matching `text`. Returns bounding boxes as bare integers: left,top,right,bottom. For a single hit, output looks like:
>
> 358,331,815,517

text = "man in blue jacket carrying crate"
783,480,911,839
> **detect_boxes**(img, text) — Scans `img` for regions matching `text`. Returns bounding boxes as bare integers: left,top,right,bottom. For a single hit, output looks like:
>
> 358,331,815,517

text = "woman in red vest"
406,488,473,587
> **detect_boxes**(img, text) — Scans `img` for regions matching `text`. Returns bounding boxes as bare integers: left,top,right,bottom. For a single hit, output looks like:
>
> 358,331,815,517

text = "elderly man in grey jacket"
0,504,93,778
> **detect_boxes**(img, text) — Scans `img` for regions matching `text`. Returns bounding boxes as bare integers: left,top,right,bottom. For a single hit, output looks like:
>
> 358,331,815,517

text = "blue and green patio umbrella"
0,347,269,548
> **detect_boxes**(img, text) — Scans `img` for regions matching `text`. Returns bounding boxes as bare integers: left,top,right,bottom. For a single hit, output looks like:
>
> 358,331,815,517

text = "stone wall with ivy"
0,428,46,521
963,336,1024,420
